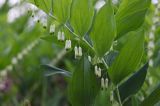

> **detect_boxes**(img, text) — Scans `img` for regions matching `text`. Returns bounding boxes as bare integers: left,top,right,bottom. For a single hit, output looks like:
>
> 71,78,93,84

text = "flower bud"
58,31,61,41
97,67,101,78
105,78,108,89
101,78,105,90
74,46,78,58
78,46,82,57
61,32,65,41
50,24,55,34
65,40,72,50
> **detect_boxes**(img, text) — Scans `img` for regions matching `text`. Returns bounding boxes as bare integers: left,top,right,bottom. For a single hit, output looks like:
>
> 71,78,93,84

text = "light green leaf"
116,0,151,38
90,0,116,57
68,55,100,106
141,84,160,106
70,0,94,37
108,30,144,84
53,0,72,23
28,0,51,13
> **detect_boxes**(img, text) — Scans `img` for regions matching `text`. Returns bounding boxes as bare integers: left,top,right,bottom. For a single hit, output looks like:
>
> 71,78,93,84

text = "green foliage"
28,0,52,13
53,0,72,23
90,0,116,57
41,64,72,77
116,0,151,38
70,0,94,37
141,84,160,106
68,55,100,106
108,30,145,84
118,63,148,102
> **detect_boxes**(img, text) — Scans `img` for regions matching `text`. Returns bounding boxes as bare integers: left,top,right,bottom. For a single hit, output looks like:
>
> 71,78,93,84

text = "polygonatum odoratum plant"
26,0,160,105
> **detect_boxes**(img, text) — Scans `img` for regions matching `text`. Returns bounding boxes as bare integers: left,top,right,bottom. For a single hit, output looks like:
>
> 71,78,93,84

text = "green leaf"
28,0,51,13
94,88,113,106
104,50,119,67
108,30,144,84
118,63,148,102
116,0,151,38
53,0,72,23
141,84,160,106
68,55,100,106
70,0,94,37
41,64,71,77
90,0,116,57
123,96,140,106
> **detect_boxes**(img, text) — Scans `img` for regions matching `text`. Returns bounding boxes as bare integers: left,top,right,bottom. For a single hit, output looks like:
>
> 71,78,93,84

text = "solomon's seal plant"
20,0,160,105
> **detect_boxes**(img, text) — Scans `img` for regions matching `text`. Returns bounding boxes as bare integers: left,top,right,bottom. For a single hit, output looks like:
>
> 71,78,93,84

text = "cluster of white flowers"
0,40,39,84
101,77,108,90
148,1,160,67
57,31,65,41
74,46,83,59
94,65,102,77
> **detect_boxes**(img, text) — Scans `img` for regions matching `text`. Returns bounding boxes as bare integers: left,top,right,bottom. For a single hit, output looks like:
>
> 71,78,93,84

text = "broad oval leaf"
41,64,72,77
53,0,72,23
108,30,145,84
90,0,116,57
70,0,94,37
141,84,160,106
68,55,100,106
116,0,151,39
118,63,148,102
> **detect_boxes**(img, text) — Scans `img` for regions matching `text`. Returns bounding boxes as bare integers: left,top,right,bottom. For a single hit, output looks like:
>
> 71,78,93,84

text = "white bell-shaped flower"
88,55,92,62
61,32,65,41
105,78,108,89
101,78,105,90
97,67,101,78
65,40,72,50
78,46,82,57
74,46,78,58
94,65,98,76
50,24,55,34
57,31,61,41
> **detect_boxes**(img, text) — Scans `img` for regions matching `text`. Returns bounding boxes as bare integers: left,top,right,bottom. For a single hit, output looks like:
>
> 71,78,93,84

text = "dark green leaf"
108,30,145,84
90,0,116,57
41,64,71,77
104,50,119,67
118,63,148,102
68,55,100,106
116,0,151,38
141,84,160,106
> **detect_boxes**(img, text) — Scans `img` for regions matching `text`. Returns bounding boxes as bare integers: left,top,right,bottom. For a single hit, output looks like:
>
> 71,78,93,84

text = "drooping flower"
65,40,72,50
50,24,55,34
